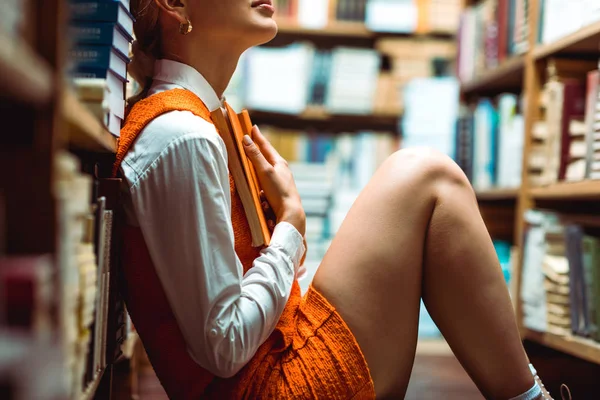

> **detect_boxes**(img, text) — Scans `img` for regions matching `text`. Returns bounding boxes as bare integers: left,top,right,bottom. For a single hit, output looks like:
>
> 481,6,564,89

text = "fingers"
243,135,272,173
251,125,284,165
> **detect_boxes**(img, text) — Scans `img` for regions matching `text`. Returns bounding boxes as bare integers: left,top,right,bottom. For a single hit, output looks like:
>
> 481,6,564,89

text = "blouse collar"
152,59,223,111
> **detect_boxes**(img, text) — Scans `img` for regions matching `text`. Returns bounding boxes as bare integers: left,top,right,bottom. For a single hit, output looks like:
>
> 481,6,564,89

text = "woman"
116,0,557,399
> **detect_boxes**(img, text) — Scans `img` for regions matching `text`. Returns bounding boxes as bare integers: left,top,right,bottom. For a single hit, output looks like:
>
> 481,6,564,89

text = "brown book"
211,105,271,247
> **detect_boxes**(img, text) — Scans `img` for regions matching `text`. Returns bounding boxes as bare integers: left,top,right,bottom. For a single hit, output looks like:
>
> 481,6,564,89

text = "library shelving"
275,19,455,42
533,20,600,60
524,328,600,366
475,187,519,201
461,56,526,95
529,181,600,200
250,108,399,133
62,90,118,153
0,29,52,105
459,0,600,367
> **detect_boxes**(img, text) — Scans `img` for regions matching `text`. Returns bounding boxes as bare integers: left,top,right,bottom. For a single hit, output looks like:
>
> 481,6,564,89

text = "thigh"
312,152,436,398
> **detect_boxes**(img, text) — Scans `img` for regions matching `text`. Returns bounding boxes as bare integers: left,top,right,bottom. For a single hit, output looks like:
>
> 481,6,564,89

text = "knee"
382,147,473,194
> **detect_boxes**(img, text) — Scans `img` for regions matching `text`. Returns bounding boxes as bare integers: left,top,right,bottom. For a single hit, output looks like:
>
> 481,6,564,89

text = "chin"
247,18,278,46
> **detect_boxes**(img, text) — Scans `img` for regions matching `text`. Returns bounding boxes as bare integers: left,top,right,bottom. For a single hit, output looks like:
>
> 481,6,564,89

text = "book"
211,105,271,247
70,21,134,57
70,45,130,81
585,69,600,178
69,1,134,36
565,225,586,335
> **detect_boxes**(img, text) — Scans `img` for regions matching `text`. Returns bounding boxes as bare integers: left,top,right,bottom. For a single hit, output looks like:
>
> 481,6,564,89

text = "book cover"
565,225,587,335
558,81,586,180
582,235,598,338
69,1,134,36
211,106,271,247
585,70,600,178
70,22,133,57
70,45,130,81
589,235,600,341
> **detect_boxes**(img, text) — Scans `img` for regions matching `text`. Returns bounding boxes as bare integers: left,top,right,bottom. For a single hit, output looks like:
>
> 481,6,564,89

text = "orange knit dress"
114,89,375,399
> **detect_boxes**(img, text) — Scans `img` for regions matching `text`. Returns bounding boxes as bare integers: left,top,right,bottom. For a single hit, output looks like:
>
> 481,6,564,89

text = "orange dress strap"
113,88,212,177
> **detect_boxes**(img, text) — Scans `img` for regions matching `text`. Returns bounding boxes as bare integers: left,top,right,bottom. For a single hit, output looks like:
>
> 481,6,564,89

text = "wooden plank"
0,31,52,105
524,329,600,365
250,108,400,133
533,20,600,60
529,181,600,200
461,56,526,95
276,19,455,40
62,90,117,153
476,187,519,201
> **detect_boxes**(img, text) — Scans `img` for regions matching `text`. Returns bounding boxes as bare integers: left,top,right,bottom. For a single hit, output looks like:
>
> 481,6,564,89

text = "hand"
242,126,306,237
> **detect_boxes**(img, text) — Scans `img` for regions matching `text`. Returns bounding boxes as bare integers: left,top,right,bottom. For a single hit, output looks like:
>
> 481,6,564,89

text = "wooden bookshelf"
476,187,519,201
460,0,600,368
276,19,455,40
524,329,600,365
533,20,600,60
62,90,117,153
461,56,526,95
250,108,400,133
0,31,53,105
529,181,600,200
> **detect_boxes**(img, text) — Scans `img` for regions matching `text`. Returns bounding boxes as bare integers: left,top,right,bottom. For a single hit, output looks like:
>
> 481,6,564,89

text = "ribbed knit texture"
114,89,374,399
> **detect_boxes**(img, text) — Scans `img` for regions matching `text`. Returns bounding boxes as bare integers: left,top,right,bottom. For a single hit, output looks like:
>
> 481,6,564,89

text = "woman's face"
187,0,278,48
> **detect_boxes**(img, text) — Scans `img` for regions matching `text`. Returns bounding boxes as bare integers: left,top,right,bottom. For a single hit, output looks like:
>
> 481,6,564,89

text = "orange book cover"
223,103,271,246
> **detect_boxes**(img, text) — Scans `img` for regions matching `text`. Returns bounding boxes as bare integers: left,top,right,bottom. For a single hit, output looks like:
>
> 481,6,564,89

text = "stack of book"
402,77,459,157
457,0,530,83
456,94,524,191
538,0,600,45
527,59,599,186
54,151,95,398
376,38,455,113
521,210,600,342
68,0,135,137
242,43,386,115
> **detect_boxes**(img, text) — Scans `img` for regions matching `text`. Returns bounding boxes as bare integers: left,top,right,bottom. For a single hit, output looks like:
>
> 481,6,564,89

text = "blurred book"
539,0,600,45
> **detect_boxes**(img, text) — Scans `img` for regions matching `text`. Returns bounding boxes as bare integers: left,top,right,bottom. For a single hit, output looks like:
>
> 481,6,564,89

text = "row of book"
456,94,525,191
521,210,600,342
538,0,600,46
263,127,398,286
528,58,600,186
67,0,134,137
227,38,454,117
457,0,530,84
274,0,461,34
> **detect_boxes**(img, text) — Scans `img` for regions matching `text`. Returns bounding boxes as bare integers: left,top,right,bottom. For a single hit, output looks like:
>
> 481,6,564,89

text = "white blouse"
120,59,306,378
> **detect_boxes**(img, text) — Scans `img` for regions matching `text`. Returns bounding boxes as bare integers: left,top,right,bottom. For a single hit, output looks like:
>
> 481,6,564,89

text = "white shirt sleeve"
127,131,305,378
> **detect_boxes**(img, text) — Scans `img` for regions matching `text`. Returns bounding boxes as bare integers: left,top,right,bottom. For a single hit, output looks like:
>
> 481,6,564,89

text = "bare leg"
312,148,533,399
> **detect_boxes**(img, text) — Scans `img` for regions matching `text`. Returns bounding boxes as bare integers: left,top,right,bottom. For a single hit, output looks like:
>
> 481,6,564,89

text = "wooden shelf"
250,108,400,133
80,367,106,400
533,21,600,60
62,90,117,153
0,31,53,105
275,19,455,40
461,56,526,95
524,328,600,365
529,181,600,200
476,187,519,201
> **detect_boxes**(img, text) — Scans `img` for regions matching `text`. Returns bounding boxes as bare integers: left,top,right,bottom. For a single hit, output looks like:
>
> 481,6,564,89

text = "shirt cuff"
270,222,305,273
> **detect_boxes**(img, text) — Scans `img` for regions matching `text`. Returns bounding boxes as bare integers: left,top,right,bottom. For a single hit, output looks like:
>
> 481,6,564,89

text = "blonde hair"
128,0,162,107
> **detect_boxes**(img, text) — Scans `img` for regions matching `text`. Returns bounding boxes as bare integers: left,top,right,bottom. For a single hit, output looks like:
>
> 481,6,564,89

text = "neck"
162,40,242,99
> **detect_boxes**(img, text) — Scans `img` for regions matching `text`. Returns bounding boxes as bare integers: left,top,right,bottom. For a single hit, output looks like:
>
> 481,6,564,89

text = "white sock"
507,364,543,400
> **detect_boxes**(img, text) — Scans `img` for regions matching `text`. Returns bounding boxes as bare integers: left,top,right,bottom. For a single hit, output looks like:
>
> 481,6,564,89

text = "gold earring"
179,18,193,35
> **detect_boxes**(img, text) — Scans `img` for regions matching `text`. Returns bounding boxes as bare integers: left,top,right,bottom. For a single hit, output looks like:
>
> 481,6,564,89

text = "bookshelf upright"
459,0,600,366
